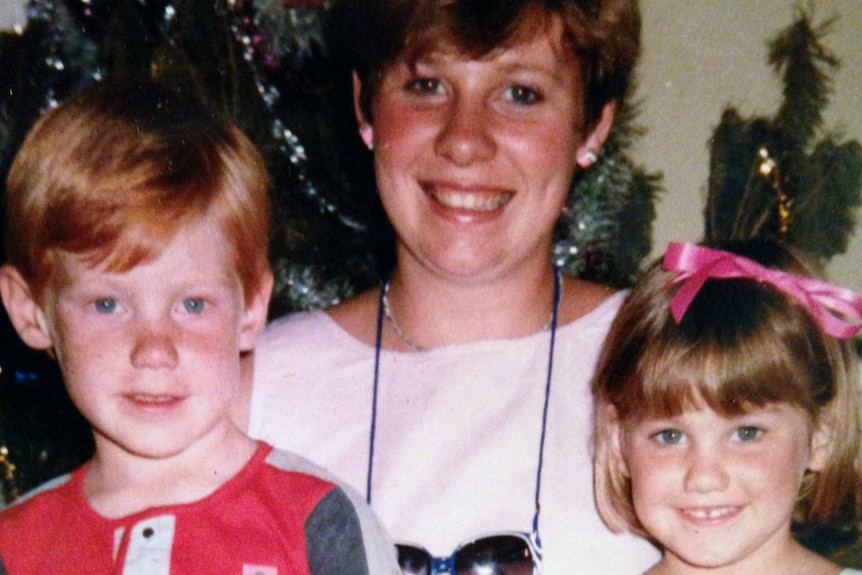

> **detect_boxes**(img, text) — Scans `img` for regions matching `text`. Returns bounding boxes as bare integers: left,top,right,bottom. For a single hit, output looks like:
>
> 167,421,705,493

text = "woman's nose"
683,444,730,493
130,321,179,369
433,96,496,166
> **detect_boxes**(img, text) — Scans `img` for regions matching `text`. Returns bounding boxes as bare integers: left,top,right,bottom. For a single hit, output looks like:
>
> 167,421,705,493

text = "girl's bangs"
623,292,831,424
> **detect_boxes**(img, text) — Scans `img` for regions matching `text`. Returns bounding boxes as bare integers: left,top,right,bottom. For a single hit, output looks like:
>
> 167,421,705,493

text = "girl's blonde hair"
592,240,861,539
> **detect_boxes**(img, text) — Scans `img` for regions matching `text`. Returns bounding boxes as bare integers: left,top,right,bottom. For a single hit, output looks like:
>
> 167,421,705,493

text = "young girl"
592,240,862,574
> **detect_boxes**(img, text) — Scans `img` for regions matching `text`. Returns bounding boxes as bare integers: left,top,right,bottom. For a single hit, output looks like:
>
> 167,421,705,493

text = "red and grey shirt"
0,443,393,575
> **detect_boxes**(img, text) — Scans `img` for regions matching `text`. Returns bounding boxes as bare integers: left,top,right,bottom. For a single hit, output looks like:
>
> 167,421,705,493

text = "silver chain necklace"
381,281,423,351
381,274,563,352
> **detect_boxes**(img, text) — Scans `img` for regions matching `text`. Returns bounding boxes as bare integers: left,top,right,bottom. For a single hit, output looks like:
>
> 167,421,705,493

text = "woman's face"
358,15,613,283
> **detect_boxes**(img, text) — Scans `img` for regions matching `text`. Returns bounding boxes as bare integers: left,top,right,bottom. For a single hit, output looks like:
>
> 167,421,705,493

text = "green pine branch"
705,3,862,263
770,4,838,164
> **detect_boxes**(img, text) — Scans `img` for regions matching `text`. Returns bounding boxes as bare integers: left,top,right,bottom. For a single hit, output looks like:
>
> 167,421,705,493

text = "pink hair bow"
662,242,862,339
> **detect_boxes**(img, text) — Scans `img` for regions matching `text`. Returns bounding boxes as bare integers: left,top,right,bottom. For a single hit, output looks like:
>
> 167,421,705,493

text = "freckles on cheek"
190,330,242,360
381,115,413,142
512,131,577,172
375,101,437,144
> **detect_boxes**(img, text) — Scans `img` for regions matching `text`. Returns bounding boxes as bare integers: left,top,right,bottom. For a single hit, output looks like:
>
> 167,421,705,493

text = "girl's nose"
683,444,730,493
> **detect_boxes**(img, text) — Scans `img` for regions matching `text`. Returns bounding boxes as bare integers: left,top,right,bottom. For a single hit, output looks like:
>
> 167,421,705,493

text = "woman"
242,0,659,572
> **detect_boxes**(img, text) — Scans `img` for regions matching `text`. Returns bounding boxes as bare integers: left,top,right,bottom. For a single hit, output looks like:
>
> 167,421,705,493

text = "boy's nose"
683,445,729,493
130,326,179,369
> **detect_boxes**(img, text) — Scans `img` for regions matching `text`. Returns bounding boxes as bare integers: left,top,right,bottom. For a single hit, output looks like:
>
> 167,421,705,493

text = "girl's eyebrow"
734,404,787,416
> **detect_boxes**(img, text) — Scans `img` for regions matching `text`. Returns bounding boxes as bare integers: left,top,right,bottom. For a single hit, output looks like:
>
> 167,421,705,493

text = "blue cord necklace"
366,267,562,541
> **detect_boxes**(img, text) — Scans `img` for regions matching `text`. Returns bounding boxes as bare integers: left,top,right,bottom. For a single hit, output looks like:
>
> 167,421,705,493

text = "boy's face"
28,217,269,461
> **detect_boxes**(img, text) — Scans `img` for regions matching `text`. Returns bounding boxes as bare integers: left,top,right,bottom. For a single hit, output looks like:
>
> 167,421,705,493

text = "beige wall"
638,0,862,290
0,1,25,31
2,1,860,288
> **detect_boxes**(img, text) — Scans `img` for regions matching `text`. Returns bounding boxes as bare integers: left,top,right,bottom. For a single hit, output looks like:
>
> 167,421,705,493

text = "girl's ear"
0,265,54,351
576,101,616,169
352,72,374,150
808,420,835,472
606,404,630,478
238,270,273,353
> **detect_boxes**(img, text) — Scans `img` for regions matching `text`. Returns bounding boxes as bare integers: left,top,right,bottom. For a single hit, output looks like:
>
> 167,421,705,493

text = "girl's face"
617,403,831,573
357,13,613,283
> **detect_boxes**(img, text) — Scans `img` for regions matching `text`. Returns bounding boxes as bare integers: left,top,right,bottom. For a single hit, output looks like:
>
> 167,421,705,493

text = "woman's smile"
421,180,514,213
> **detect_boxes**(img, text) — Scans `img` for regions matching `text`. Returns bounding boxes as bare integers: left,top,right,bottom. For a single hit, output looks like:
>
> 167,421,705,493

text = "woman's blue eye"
506,85,540,105
183,298,206,314
735,426,762,442
93,299,117,314
655,429,685,445
406,77,440,94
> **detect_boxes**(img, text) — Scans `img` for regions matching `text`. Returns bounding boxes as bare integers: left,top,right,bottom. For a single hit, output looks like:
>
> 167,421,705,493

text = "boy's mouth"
128,393,183,406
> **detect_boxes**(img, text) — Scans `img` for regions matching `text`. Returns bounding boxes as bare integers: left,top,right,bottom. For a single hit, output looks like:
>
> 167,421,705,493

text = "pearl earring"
359,125,373,151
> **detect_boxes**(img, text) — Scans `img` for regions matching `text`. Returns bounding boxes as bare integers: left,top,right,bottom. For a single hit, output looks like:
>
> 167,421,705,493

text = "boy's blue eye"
655,429,685,445
183,298,206,314
735,426,762,442
93,299,117,314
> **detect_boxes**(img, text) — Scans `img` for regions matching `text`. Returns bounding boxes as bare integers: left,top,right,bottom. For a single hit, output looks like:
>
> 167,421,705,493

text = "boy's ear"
808,420,835,472
352,72,374,150
238,269,273,352
576,100,616,169
0,265,54,351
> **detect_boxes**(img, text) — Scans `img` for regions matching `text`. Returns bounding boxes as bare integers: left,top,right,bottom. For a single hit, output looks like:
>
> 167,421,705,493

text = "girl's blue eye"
655,429,685,445
183,298,206,314
94,299,117,314
735,426,762,442
506,85,540,105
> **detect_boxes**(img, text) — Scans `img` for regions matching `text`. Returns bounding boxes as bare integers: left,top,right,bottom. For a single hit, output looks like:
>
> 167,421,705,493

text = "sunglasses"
396,532,542,575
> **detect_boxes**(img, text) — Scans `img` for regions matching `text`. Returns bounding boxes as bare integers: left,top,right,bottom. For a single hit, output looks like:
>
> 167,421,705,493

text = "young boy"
0,80,398,575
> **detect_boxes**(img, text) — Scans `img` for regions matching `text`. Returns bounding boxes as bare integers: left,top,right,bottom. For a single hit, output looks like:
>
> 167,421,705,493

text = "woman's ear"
576,100,617,169
238,269,274,353
352,72,374,150
0,265,54,351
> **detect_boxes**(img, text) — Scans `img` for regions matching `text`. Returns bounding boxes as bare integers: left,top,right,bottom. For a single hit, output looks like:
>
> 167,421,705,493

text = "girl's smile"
619,404,831,573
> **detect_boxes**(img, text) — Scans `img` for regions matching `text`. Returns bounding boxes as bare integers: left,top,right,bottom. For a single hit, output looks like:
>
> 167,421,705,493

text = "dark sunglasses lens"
397,544,432,575
453,535,534,575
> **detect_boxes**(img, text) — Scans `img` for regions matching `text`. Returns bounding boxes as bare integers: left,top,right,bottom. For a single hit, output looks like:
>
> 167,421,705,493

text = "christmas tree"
706,6,861,262
704,5,862,565
0,0,659,501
